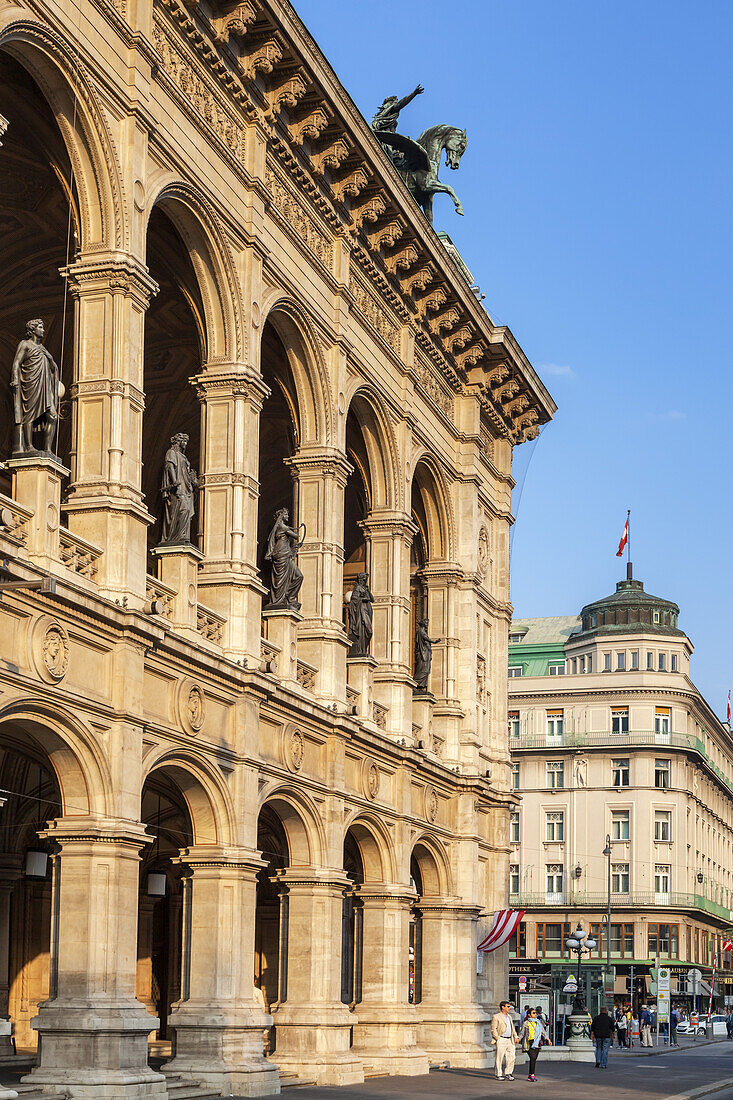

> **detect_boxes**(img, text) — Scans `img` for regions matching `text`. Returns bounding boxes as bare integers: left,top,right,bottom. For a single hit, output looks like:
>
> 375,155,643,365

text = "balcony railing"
510,891,733,920
512,729,733,795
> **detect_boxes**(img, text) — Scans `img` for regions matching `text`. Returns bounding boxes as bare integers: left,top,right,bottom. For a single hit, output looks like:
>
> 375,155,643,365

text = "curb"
664,1077,733,1100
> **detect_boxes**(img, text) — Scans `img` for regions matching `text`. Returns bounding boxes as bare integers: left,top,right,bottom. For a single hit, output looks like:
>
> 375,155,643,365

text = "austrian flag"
478,909,525,953
616,514,630,558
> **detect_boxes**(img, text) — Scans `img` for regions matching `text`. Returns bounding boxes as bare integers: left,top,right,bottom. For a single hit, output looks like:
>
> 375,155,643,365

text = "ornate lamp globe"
585,937,597,950
574,925,586,941
565,936,579,949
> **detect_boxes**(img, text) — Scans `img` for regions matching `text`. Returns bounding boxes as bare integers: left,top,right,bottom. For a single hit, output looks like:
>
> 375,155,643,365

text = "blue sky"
296,0,732,713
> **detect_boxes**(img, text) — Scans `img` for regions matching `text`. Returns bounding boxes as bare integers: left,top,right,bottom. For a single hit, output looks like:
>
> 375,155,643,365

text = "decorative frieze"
348,270,400,354
265,163,333,269
152,17,247,165
415,359,454,421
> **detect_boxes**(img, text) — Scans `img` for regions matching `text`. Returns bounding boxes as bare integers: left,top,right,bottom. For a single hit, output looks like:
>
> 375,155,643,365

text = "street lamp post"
603,835,612,978
565,923,597,1015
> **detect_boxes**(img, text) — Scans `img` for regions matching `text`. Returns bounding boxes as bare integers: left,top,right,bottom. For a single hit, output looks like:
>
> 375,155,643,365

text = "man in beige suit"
491,1000,520,1081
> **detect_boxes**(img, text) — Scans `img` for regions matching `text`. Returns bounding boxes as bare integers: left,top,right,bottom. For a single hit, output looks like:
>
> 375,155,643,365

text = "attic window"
653,610,660,625
509,632,525,644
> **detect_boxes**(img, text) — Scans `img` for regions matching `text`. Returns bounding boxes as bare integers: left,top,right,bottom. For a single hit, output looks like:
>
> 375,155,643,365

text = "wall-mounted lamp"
24,849,48,879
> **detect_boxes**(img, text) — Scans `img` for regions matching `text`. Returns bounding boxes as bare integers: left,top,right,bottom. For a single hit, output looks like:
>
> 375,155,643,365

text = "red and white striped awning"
478,909,525,953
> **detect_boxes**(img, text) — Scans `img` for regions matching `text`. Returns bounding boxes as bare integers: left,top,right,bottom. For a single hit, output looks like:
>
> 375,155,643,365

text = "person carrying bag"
518,1006,552,1082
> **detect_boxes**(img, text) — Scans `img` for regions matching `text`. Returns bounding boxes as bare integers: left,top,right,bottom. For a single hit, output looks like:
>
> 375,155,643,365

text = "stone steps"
278,1071,319,1089
164,1074,221,1100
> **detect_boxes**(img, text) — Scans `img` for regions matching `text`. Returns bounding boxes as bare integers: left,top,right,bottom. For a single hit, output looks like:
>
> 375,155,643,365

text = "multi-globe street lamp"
565,923,597,1014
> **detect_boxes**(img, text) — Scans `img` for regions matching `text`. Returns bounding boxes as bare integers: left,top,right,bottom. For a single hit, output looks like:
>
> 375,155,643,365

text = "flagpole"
626,510,632,581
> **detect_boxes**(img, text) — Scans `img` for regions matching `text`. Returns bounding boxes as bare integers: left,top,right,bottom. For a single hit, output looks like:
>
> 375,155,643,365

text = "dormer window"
509,632,525,644
653,610,660,625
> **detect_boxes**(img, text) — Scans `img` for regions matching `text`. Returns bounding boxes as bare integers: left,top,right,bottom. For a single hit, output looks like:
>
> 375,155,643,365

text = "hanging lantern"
24,849,48,878
146,872,167,897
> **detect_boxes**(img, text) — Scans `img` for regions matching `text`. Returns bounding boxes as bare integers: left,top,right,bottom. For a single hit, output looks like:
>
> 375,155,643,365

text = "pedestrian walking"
670,1007,679,1046
640,1005,653,1047
491,1000,520,1081
615,1008,628,1048
630,1010,639,1047
518,1006,552,1082
591,1006,615,1069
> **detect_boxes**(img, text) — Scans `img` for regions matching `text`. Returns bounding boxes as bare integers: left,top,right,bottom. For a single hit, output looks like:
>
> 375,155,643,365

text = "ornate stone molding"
265,162,333,269
349,269,400,354
62,257,158,309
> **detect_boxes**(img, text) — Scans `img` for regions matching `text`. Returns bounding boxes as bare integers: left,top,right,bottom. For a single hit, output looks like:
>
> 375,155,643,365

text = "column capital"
273,867,351,891
37,817,152,850
357,882,418,905
61,255,158,308
285,449,353,486
193,366,270,405
175,844,266,874
360,510,417,541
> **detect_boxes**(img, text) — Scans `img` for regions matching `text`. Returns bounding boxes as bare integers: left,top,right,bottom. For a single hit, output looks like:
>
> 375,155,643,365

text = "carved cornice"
62,257,159,308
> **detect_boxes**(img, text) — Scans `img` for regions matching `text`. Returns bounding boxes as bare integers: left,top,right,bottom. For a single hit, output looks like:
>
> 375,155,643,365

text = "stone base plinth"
346,656,378,721
411,692,435,749
352,1006,428,1077
417,1008,489,1068
262,608,302,685
7,454,68,565
163,1007,280,1097
566,1012,596,1061
152,544,202,637
23,1003,166,1099
272,1004,361,1086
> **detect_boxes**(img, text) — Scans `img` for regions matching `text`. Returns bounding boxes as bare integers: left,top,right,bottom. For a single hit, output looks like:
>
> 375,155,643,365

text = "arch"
409,454,455,563
344,385,401,511
0,698,113,818
259,786,326,868
260,294,335,447
142,749,236,848
343,813,396,883
0,17,125,249
146,176,244,363
411,835,453,898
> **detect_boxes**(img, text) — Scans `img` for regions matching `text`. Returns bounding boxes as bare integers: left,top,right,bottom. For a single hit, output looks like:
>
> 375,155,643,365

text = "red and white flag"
727,691,731,725
478,909,525,953
616,514,629,558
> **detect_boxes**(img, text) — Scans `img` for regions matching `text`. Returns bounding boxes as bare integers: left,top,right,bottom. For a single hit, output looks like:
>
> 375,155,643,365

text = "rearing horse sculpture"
373,123,468,224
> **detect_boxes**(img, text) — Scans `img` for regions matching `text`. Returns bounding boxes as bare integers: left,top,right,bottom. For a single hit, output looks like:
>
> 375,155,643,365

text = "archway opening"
137,769,194,1058
0,730,63,1054
254,803,289,1033
341,829,364,1011
409,855,423,1006
142,206,204,560
257,319,299,591
0,51,78,478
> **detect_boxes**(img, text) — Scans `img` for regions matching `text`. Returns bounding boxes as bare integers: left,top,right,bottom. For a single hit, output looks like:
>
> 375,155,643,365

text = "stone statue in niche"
264,508,305,610
10,319,64,456
160,432,198,546
348,571,374,657
413,617,440,693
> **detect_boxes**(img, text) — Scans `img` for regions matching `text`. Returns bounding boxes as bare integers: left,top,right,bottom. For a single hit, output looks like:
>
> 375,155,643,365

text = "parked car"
676,1014,709,1036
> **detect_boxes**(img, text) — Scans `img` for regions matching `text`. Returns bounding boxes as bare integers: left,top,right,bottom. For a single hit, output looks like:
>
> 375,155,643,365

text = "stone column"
351,885,428,1076
194,369,269,661
361,513,415,738
62,257,158,604
416,902,488,1067
269,868,362,1086
7,455,68,568
162,846,279,1098
285,449,352,703
261,608,302,686
0,857,22,1058
22,819,166,1099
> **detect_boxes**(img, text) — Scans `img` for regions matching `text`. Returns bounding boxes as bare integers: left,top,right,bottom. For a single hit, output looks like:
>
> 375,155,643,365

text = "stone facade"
508,577,733,1011
0,0,554,1095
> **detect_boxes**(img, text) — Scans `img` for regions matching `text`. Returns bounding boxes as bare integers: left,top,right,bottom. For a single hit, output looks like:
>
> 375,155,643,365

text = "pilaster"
194,368,269,661
62,256,158,603
162,846,279,1098
0,857,22,1059
351,885,428,1076
6,455,68,568
269,868,362,1086
151,544,203,639
23,819,166,1099
286,449,353,703
361,512,416,738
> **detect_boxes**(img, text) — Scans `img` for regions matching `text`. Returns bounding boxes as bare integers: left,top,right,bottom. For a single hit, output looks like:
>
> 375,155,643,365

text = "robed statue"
348,572,374,658
264,508,304,611
160,433,198,546
10,318,62,455
370,84,468,224
413,618,440,693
